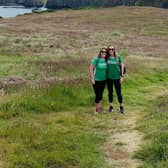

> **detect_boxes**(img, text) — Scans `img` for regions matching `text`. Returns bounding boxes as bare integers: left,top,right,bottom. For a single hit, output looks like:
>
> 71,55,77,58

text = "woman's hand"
120,76,124,83
91,78,95,85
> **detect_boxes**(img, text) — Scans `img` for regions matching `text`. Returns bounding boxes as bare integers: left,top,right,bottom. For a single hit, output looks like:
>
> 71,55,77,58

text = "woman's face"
108,46,115,55
100,49,107,58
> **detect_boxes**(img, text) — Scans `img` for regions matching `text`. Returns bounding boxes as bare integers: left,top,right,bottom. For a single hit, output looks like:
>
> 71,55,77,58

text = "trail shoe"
95,107,102,114
94,111,99,115
95,108,99,114
109,106,114,112
119,106,124,113
98,107,102,113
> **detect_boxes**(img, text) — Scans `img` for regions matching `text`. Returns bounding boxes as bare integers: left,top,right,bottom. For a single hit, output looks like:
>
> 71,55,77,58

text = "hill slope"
0,7,167,168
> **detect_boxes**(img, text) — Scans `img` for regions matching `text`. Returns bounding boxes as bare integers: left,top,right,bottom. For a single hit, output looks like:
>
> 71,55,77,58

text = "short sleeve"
119,54,124,64
91,57,98,66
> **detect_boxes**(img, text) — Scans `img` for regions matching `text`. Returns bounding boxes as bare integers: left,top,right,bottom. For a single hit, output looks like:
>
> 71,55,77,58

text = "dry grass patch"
0,7,167,57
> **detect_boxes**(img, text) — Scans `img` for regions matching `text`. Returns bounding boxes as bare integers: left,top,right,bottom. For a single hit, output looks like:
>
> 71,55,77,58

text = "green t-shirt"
107,54,123,80
91,57,107,81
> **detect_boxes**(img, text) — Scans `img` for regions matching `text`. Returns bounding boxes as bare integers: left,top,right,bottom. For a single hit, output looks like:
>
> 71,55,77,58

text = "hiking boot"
119,106,124,113
109,106,113,112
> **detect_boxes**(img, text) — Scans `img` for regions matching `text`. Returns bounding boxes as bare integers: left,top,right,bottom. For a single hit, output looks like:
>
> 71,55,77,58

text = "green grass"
0,61,167,168
134,95,168,167
0,83,93,118
0,67,167,167
0,81,116,168
0,112,109,168
0,46,167,168
2,68,167,117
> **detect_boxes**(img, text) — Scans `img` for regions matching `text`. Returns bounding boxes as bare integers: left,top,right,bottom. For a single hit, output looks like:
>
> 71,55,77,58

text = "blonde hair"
107,45,119,63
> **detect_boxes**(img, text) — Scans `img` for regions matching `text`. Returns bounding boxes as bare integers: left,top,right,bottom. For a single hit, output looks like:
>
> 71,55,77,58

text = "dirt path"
103,111,143,168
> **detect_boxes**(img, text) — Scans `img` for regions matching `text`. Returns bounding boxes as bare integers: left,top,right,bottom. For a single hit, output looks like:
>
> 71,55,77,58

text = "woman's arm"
90,64,95,85
120,63,125,77
120,63,125,83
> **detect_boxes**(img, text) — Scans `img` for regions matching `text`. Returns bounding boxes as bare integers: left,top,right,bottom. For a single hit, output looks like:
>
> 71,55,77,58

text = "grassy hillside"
0,7,167,82
0,6,167,168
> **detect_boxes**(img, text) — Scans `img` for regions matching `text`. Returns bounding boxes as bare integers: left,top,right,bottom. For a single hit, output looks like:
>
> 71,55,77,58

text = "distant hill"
0,0,44,7
46,0,168,9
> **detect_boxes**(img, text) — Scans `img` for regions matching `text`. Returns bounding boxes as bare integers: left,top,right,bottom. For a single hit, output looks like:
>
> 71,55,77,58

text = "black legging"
93,80,106,103
107,79,123,103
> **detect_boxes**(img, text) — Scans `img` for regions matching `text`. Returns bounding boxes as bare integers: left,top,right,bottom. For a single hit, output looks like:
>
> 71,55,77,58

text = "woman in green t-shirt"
90,48,107,114
106,45,125,113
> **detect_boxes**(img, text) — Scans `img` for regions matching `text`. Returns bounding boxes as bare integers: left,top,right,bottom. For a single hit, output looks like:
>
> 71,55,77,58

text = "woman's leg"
114,79,123,103
93,81,105,112
98,80,106,109
107,79,114,107
114,79,124,112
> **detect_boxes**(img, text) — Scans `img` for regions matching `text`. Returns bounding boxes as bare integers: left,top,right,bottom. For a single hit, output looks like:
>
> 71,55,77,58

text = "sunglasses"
101,51,107,53
108,48,115,51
